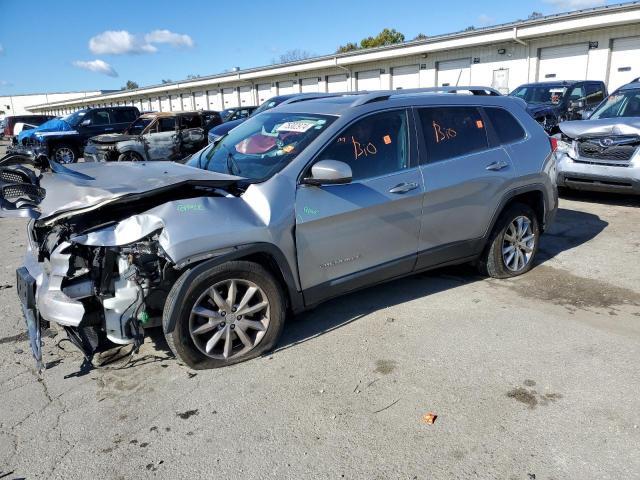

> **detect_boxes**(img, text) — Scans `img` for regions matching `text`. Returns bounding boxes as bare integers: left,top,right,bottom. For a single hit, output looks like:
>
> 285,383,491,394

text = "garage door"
181,93,194,111
207,90,222,111
301,77,320,93
160,96,170,112
278,81,296,95
392,65,419,90
171,95,181,111
257,83,272,104
437,59,471,87
223,88,239,108
538,44,588,81
357,69,381,91
193,91,206,110
327,74,348,92
609,36,640,92
239,86,254,106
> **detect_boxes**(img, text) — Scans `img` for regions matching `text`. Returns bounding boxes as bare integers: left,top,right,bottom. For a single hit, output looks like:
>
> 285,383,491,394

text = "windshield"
62,110,88,127
187,112,335,181
511,85,568,105
252,97,283,116
126,117,153,135
220,109,236,120
590,89,640,119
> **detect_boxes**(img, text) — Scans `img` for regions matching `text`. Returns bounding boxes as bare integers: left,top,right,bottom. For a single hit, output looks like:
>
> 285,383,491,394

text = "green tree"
336,42,359,53
273,49,313,64
161,79,173,84
360,28,405,49
528,11,544,19
120,80,139,90
413,33,428,41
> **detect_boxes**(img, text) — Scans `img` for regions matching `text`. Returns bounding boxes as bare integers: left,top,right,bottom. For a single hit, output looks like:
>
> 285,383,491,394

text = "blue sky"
0,0,611,95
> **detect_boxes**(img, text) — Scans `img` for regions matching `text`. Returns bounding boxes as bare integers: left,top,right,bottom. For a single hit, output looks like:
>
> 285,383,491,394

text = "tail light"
3,126,11,137
549,136,558,152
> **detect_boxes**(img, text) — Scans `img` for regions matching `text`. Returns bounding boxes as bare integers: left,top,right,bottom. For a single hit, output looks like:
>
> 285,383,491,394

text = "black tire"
117,151,144,162
477,203,540,279
51,144,79,164
163,261,286,369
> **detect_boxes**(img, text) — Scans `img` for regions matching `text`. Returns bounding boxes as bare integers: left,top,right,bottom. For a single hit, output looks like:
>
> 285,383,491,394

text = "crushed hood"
33,161,242,222
17,118,74,143
560,117,640,139
526,104,558,117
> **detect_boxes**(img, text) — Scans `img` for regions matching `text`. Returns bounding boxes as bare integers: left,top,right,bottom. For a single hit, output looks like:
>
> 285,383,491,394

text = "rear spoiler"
0,152,93,219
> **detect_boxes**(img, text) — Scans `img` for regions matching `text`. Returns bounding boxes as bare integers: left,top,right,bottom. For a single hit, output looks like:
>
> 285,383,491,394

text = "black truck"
10,106,140,163
510,80,607,134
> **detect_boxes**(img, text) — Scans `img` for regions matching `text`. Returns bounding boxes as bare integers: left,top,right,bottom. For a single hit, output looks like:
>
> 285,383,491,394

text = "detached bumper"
556,154,640,194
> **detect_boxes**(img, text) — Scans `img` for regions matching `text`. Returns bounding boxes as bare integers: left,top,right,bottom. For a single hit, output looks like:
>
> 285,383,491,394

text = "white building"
27,2,640,116
0,90,112,118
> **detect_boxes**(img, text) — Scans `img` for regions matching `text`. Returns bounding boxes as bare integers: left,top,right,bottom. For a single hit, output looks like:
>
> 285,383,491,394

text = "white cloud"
89,30,157,55
88,29,194,55
477,14,494,26
0,80,12,87
543,0,605,10
144,29,194,48
73,59,118,77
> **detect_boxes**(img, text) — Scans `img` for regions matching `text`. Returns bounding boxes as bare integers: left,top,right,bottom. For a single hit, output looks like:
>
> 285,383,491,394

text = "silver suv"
2,87,558,370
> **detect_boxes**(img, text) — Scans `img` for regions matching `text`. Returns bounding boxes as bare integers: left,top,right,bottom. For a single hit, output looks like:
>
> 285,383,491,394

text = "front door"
415,106,516,269
295,109,424,304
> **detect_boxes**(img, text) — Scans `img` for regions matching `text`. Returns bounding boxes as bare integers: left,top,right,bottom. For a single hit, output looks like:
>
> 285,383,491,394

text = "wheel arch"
163,243,304,335
486,185,548,239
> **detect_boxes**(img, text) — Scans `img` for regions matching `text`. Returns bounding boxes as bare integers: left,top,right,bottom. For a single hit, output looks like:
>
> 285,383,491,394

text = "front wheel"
164,261,286,369
52,144,78,164
117,151,143,162
478,203,540,279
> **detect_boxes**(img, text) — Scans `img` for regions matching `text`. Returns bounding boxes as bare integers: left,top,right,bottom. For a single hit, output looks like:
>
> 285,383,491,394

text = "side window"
316,110,409,181
567,85,586,102
158,118,176,132
180,115,202,129
112,109,137,124
91,110,110,126
418,107,489,163
484,107,526,145
585,83,605,105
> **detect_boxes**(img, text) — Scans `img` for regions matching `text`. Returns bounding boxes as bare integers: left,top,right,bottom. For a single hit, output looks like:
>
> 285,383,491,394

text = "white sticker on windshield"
277,121,317,133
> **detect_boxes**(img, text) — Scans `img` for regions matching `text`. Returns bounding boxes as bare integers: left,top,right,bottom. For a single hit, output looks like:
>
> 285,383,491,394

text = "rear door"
111,108,138,134
295,109,424,303
415,106,515,269
178,113,205,156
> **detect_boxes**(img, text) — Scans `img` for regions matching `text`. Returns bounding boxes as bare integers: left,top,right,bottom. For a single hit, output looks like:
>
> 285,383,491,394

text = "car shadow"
275,264,482,354
536,207,608,263
560,189,640,207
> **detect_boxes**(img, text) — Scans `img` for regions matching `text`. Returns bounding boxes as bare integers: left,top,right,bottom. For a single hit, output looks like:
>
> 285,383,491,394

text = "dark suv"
12,106,140,163
510,80,607,134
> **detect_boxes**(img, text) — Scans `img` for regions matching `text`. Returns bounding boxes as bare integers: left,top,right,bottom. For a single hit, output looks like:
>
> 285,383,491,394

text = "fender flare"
163,243,304,334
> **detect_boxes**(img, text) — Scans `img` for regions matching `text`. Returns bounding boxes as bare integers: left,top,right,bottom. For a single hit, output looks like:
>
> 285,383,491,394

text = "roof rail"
350,86,502,107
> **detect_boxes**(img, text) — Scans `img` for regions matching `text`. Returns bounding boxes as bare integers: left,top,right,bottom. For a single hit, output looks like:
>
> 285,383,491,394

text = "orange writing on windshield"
432,121,457,143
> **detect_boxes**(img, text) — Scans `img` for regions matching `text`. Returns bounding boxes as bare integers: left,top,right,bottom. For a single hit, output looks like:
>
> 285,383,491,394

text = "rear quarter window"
112,109,138,124
418,106,489,163
484,107,526,145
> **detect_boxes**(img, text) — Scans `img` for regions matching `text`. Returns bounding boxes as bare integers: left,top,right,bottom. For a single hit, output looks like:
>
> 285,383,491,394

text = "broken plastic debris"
422,412,437,424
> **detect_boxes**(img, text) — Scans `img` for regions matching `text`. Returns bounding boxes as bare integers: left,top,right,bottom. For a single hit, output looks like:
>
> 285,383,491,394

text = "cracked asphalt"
1,142,639,478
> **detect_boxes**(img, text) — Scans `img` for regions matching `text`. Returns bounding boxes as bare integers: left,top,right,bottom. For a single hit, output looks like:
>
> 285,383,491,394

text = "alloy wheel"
189,279,270,360
54,147,75,164
502,216,536,272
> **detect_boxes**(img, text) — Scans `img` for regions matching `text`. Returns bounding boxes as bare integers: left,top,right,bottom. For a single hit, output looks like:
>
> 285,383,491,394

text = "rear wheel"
52,144,78,164
478,203,540,279
164,261,286,369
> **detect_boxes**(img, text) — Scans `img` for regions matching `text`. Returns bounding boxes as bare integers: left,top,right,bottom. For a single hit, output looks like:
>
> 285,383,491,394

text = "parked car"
208,93,344,144
2,87,557,370
510,80,607,134
556,79,640,194
1,115,56,139
220,106,257,122
83,111,223,162
10,106,140,163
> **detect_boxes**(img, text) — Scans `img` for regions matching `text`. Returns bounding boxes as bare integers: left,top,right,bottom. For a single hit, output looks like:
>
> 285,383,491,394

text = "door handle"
486,160,509,171
389,182,419,194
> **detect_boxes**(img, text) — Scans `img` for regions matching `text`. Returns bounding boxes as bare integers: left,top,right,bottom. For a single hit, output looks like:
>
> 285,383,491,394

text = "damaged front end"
1,157,245,368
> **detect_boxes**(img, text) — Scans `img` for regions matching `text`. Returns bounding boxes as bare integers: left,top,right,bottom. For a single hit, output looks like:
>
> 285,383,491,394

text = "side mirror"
570,100,585,110
80,118,92,126
303,160,352,186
